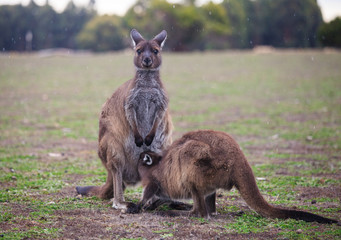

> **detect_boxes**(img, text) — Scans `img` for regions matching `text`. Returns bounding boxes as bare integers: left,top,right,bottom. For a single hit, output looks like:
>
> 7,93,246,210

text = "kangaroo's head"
130,29,167,70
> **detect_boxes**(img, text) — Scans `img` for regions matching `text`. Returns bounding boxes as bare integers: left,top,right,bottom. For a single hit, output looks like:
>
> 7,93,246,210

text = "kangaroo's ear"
143,154,153,166
153,30,167,49
130,29,145,48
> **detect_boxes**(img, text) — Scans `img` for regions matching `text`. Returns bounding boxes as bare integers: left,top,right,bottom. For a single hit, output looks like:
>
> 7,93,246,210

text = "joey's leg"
139,182,159,210
126,181,159,214
191,187,209,218
142,199,192,211
205,192,216,215
167,201,192,211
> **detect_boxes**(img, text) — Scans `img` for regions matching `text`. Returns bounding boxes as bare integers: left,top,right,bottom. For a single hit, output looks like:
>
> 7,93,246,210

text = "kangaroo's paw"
124,202,141,214
135,135,144,147
144,134,155,146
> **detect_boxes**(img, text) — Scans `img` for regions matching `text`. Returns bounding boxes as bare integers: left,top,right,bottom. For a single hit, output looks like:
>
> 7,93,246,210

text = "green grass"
0,50,340,239
224,213,341,239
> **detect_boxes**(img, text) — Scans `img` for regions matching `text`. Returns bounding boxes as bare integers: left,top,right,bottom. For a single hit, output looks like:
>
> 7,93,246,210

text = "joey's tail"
233,158,339,224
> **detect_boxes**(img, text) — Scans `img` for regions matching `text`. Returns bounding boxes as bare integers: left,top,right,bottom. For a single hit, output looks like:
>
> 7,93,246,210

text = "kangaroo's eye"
153,49,159,54
136,49,142,55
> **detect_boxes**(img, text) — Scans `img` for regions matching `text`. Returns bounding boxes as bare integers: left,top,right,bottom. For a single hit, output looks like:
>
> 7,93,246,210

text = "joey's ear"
153,30,167,49
156,155,162,163
130,29,145,48
143,154,153,166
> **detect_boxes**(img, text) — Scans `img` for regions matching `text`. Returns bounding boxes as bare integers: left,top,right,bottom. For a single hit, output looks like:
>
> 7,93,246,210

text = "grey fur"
125,70,168,143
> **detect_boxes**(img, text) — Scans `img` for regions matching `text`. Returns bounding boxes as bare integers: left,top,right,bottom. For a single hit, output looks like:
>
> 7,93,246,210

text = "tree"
55,0,95,49
318,17,341,48
77,15,126,51
257,0,323,48
0,4,32,51
32,2,57,49
221,0,249,48
123,0,205,51
0,0,95,51
0,0,326,51
201,1,231,49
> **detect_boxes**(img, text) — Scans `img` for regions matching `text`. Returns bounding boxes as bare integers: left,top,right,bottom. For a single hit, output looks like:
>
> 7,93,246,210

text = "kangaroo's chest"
136,87,164,109
127,87,167,133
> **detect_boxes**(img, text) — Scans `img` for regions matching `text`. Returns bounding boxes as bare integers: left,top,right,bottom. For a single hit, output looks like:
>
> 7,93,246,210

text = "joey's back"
137,130,339,224
148,130,243,199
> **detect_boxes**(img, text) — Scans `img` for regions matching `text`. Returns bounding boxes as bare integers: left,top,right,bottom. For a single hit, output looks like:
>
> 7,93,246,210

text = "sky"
0,0,340,22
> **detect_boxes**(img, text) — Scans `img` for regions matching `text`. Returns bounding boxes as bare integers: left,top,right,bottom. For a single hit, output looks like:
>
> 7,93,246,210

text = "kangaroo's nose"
143,57,152,67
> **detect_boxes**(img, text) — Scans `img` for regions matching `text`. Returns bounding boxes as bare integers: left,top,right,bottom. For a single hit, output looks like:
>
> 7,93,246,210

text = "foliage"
77,15,126,51
200,1,231,49
53,1,95,49
318,17,341,48
257,0,323,48
221,0,249,48
122,0,206,51
0,0,95,51
0,0,333,51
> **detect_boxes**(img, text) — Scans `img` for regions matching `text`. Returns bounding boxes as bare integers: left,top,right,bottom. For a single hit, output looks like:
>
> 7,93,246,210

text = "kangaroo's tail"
76,186,99,196
76,185,113,200
233,156,339,224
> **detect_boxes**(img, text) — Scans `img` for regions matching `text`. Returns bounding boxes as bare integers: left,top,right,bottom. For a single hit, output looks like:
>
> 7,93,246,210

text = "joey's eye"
153,49,159,54
136,49,142,55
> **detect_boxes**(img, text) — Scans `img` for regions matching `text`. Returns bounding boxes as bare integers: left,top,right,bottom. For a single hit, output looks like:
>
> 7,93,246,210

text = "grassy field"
0,50,340,239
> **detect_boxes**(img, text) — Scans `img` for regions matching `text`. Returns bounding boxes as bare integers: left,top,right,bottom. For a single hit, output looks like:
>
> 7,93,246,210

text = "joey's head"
130,29,167,71
139,151,162,167
138,152,162,182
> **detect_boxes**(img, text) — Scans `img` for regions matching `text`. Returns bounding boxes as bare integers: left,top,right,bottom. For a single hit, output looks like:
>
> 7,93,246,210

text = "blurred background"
0,0,340,52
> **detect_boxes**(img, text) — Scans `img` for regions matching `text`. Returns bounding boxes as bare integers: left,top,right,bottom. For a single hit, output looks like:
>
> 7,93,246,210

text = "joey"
133,130,339,224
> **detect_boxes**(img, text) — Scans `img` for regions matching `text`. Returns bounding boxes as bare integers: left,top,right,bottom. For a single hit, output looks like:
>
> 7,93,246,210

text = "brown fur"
136,130,339,224
76,29,173,210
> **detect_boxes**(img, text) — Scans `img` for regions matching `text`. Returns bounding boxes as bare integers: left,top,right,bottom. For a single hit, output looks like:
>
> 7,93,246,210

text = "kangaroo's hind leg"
110,162,127,210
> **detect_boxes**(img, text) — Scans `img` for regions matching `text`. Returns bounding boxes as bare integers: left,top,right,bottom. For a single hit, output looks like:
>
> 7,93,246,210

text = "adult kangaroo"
133,130,339,224
76,29,173,210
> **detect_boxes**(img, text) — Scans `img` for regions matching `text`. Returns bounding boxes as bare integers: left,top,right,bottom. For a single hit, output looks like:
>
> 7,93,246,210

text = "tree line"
0,0,340,52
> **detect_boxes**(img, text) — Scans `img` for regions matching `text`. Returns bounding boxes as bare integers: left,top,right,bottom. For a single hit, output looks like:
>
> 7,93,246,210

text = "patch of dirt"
51,192,281,240
297,186,341,201
33,138,98,161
